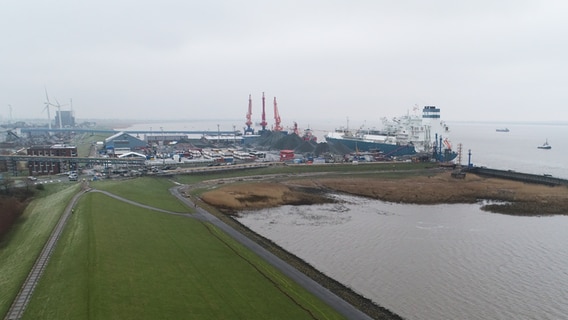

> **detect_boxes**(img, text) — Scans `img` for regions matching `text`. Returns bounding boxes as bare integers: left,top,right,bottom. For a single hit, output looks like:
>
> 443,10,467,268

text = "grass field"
21,187,344,319
91,177,190,213
0,184,79,317
2,163,429,319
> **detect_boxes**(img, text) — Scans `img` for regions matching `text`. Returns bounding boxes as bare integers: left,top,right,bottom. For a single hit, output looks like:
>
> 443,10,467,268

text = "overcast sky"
1,0,567,127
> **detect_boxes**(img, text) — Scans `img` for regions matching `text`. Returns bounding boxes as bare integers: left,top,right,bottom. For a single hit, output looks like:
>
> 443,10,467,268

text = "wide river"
237,194,568,320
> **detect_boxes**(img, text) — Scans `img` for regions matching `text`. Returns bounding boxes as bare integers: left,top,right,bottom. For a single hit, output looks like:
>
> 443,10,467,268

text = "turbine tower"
43,88,55,130
44,88,68,129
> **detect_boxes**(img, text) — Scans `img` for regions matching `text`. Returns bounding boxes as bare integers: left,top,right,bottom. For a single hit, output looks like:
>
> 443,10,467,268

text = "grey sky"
1,0,567,126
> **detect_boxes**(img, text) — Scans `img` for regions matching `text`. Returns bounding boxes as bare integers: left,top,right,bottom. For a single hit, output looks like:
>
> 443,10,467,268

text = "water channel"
237,194,568,320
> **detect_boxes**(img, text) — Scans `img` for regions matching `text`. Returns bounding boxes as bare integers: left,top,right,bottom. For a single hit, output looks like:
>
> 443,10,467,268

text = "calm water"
449,122,568,179
237,195,568,320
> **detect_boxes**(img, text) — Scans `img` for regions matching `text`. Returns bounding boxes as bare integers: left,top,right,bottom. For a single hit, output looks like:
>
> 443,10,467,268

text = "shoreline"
194,170,568,318
200,171,568,216
192,191,402,320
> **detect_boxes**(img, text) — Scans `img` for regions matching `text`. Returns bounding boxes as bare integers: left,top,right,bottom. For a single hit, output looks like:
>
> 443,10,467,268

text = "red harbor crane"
260,92,268,132
273,97,283,131
244,94,254,134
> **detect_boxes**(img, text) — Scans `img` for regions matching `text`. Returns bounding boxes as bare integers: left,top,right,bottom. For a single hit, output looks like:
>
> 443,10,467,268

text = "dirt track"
201,171,568,216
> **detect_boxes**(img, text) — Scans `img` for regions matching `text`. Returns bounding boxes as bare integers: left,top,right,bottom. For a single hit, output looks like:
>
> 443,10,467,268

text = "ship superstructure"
325,106,456,161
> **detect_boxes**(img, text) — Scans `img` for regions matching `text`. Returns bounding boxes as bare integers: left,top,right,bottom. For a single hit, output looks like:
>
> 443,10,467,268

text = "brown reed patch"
201,173,568,216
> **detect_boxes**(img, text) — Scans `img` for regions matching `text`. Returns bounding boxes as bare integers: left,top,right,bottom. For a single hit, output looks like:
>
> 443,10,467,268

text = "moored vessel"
325,106,457,162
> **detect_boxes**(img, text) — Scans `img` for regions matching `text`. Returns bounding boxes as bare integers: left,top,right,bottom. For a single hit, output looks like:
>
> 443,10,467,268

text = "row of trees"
0,177,37,240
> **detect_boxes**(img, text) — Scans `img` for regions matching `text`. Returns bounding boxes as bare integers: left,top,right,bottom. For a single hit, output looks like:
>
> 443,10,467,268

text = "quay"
465,166,568,186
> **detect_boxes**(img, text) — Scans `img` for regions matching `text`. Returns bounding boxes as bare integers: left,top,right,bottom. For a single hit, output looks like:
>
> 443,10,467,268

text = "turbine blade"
44,87,51,103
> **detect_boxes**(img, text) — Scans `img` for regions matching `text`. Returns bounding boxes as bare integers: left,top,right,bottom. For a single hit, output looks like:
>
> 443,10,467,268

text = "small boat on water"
496,128,510,132
538,139,551,150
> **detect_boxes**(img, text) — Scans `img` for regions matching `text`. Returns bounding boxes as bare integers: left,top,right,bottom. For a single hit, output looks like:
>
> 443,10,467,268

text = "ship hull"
325,136,458,162
325,136,416,156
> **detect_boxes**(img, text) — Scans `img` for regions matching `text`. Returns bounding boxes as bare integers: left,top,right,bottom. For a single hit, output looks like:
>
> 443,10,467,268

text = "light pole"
217,124,220,145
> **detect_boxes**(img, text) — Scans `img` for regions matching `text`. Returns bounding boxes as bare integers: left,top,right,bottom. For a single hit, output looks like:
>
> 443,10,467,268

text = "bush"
0,197,25,240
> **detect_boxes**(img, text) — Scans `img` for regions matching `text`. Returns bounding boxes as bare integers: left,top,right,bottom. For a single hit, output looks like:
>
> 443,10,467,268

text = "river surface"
236,194,568,320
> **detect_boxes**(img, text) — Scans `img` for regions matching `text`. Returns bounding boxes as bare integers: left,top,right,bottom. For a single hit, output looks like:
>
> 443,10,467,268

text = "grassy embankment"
0,184,80,317
21,177,344,320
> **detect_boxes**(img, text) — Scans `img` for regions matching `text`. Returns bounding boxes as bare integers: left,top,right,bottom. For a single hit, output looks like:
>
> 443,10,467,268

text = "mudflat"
201,172,568,216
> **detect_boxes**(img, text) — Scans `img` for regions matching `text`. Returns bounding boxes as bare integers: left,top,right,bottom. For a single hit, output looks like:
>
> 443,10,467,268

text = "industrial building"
27,144,78,175
55,110,76,128
147,135,186,145
104,132,147,156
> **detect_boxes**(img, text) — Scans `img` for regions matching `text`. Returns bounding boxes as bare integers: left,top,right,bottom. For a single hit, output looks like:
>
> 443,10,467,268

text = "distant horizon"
5,117,568,127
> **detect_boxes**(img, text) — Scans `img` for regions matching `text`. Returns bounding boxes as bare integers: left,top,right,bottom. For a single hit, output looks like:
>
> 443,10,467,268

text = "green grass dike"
90,177,190,213
18,178,344,320
0,183,80,317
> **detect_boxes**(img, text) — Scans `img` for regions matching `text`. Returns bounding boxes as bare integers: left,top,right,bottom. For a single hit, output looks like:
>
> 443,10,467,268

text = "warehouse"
104,132,147,156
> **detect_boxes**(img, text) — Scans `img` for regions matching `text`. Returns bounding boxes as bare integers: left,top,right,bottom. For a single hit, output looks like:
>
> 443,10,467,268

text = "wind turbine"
44,88,55,130
44,88,68,129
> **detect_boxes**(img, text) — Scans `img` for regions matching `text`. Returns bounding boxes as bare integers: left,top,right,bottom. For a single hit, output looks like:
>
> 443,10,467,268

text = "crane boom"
273,97,283,131
245,94,252,127
244,94,254,134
